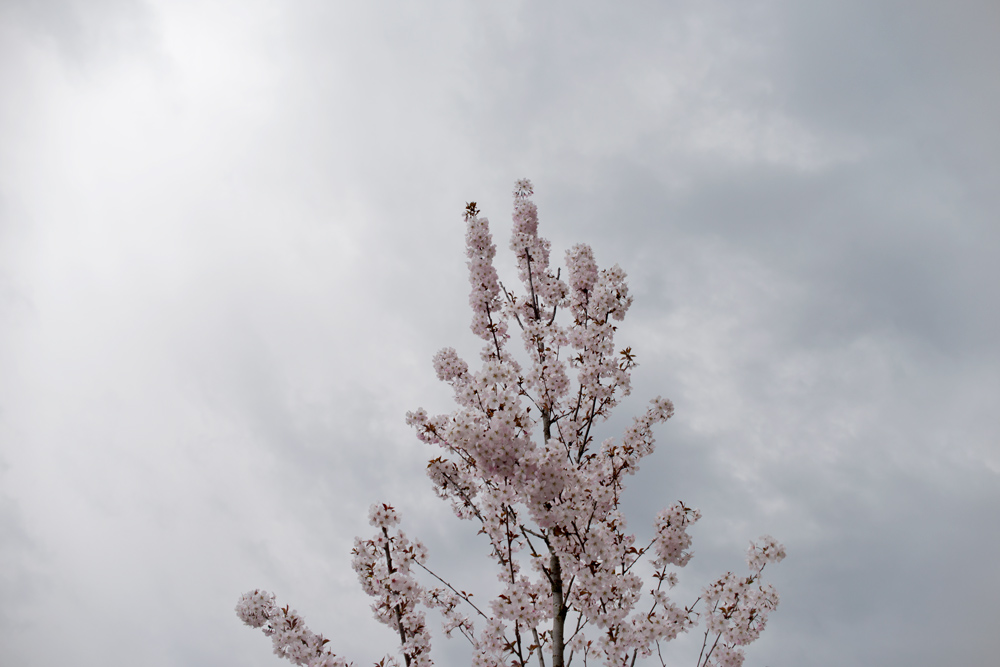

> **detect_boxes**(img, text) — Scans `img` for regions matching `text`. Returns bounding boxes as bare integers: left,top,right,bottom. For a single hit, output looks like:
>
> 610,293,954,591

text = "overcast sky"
1,1,998,666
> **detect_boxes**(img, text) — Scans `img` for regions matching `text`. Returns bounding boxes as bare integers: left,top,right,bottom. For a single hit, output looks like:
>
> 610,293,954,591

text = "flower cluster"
509,179,566,313
237,180,785,667
464,201,506,346
432,347,469,383
652,501,702,568
368,502,402,529
746,534,786,574
352,505,434,667
235,590,350,667
694,536,786,667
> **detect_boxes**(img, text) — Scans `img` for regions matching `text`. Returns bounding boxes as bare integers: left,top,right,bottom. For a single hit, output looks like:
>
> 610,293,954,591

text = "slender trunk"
550,551,566,667
540,334,564,667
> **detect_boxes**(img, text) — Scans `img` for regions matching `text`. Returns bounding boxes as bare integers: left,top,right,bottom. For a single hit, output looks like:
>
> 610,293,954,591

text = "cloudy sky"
1,1,998,665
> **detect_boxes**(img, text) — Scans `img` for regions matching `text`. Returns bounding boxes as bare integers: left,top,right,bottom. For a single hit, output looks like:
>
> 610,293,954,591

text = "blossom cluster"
652,501,702,568
352,504,434,667
746,534,787,574
237,180,785,667
464,201,507,346
695,536,786,667
235,590,350,667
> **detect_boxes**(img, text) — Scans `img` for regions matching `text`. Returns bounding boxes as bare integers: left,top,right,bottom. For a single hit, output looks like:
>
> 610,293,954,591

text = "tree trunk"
550,551,566,667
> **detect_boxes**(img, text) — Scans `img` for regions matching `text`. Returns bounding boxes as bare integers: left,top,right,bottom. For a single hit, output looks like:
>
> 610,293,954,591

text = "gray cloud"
0,0,158,65
1,1,997,666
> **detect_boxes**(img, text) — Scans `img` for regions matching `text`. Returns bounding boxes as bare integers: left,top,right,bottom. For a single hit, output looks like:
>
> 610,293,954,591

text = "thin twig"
414,562,488,619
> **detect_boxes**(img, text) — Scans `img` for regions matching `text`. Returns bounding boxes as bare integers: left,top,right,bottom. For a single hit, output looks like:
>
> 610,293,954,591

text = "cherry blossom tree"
236,180,785,667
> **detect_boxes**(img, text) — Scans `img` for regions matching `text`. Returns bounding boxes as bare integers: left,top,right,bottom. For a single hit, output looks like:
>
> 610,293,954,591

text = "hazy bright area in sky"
1,1,998,666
